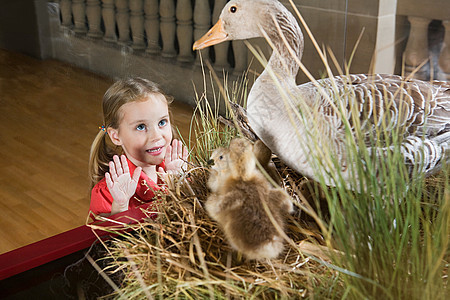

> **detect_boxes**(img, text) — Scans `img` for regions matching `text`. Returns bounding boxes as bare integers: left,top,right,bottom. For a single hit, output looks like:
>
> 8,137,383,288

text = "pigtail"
88,129,120,188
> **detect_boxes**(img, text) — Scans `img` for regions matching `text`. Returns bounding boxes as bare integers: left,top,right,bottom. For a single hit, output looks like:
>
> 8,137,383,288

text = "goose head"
193,0,303,61
193,0,268,49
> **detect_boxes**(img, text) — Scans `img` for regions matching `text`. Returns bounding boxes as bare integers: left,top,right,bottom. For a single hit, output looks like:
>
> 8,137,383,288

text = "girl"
89,77,188,217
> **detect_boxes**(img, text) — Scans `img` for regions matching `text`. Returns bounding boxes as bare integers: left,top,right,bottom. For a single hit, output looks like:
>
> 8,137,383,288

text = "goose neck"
260,9,303,81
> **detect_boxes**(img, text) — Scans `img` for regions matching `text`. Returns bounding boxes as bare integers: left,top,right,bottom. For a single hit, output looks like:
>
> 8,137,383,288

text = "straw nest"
89,156,341,299
86,97,448,298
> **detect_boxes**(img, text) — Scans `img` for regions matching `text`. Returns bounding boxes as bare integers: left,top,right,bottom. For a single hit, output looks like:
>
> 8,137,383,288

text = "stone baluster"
232,41,248,76
60,0,73,28
404,16,431,79
193,0,211,64
438,20,450,80
116,0,131,45
160,0,177,58
102,0,117,42
176,0,194,62
212,0,229,70
86,0,102,38
130,0,146,50
72,0,87,34
144,0,160,54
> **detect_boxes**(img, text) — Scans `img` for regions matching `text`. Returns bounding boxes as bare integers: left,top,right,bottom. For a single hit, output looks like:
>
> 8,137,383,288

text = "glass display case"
0,0,448,297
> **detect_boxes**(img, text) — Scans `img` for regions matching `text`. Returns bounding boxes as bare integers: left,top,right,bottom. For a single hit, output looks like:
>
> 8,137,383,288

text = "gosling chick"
206,138,293,260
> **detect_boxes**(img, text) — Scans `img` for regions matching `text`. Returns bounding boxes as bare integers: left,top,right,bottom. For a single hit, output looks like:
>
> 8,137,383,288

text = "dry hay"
89,162,339,299
87,153,448,299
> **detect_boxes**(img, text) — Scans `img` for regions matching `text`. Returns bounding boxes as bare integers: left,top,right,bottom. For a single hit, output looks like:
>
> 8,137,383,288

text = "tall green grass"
309,90,449,299
90,64,448,298
187,63,249,164
89,4,448,298
262,1,449,297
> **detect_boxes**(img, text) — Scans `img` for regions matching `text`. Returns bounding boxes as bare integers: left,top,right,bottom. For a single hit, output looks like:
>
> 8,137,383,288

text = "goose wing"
297,74,450,175
300,74,450,142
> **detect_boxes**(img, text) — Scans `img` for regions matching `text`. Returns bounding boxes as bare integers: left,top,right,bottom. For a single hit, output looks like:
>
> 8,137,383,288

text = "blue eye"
159,119,168,127
136,124,146,131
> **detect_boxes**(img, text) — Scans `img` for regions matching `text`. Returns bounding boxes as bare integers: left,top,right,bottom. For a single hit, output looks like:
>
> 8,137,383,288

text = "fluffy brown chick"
206,138,293,260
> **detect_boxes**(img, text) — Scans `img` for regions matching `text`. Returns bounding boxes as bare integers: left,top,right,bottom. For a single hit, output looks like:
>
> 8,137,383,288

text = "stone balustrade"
397,0,450,80
55,0,247,74
45,0,449,108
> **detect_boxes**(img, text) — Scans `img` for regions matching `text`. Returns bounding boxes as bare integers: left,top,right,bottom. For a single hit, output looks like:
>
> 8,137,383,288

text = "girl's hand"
105,155,142,215
163,139,188,173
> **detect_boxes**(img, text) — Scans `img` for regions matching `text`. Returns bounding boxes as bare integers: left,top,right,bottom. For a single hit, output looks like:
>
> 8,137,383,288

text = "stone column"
404,16,432,79
438,20,450,80
60,0,73,28
72,0,87,34
193,0,211,64
212,0,229,70
160,0,177,58
116,0,131,45
102,0,117,42
86,0,102,38
130,0,146,50
144,0,160,54
176,0,194,62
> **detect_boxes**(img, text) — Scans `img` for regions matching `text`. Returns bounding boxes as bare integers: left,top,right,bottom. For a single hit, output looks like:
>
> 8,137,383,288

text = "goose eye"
229,6,237,13
219,155,223,160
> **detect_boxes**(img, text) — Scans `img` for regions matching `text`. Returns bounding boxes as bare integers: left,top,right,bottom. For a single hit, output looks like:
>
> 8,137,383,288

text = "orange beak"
193,19,228,50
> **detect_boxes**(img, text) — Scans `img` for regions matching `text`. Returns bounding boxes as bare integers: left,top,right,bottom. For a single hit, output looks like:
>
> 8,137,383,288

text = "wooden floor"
0,49,194,254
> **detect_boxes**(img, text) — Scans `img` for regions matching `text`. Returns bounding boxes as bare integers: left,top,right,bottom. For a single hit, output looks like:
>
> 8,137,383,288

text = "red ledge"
0,204,155,281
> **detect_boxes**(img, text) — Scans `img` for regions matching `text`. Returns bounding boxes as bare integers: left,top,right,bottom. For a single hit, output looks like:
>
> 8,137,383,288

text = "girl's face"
108,94,172,169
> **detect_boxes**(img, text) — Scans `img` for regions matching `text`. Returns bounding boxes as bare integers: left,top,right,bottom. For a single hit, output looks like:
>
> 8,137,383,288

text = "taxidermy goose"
193,0,450,189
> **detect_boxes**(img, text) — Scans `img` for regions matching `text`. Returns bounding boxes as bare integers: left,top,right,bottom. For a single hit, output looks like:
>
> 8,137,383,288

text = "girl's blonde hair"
88,77,173,188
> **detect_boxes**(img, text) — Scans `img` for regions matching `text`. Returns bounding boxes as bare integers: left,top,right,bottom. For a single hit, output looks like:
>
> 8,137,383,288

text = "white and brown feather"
212,0,450,187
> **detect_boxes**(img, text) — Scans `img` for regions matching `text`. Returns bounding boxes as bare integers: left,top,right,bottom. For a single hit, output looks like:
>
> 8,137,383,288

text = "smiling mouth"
146,146,163,154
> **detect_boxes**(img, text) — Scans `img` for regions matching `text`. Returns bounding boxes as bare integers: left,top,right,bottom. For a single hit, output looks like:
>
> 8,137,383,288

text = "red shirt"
89,158,166,215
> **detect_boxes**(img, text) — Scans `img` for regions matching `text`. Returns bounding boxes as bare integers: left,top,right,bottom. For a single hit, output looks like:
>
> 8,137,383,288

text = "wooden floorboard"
0,49,194,254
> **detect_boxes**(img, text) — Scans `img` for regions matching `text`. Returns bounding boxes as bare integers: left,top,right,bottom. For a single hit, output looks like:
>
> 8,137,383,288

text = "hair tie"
99,125,106,132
